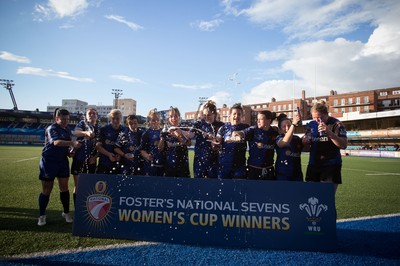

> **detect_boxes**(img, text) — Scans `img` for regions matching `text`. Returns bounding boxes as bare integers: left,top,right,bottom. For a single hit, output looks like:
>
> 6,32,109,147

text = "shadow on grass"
0,207,73,234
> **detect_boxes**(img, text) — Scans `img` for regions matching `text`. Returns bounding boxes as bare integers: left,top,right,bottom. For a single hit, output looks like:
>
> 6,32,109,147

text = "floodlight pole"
111,89,123,109
0,79,18,110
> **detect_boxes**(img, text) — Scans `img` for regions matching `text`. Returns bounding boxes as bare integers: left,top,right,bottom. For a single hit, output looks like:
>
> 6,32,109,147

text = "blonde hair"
108,109,122,119
147,108,160,121
311,100,328,115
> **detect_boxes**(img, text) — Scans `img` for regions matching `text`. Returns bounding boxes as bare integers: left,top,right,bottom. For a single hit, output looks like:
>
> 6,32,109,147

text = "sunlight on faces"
86,109,98,124
203,109,215,124
127,118,139,131
148,114,160,129
57,115,70,128
168,110,180,126
110,115,122,128
312,111,328,123
257,113,271,129
279,119,292,134
230,108,242,125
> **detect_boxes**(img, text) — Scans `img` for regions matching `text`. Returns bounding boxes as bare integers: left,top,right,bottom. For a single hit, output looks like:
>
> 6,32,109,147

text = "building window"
348,98,353,104
341,99,345,105
356,97,360,104
393,90,400,95
341,108,345,113
380,92,387,96
364,96,369,103
348,107,352,112
364,106,369,112
334,108,338,113
356,106,360,112
382,100,390,107
333,100,338,106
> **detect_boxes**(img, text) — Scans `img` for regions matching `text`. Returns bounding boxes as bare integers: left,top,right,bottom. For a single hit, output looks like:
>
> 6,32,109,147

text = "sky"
0,0,399,116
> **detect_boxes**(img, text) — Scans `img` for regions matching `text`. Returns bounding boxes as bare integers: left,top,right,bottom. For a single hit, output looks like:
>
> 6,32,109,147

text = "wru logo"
299,197,328,225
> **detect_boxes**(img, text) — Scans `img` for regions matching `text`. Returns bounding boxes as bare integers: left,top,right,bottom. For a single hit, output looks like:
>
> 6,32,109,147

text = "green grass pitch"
0,145,399,256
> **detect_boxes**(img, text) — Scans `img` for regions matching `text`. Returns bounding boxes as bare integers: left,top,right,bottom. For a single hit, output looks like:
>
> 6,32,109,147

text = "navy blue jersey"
217,123,249,168
243,126,278,168
275,134,303,181
41,123,71,161
307,117,347,166
162,129,190,177
115,127,143,156
115,127,144,172
97,124,124,167
139,128,164,166
191,120,224,178
73,120,99,161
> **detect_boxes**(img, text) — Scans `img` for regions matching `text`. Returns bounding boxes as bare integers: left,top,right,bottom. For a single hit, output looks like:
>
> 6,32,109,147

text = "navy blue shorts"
218,164,246,179
71,159,96,175
305,164,342,184
39,157,70,181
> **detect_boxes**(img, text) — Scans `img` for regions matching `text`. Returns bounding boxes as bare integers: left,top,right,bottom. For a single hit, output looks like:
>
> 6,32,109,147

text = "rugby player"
38,109,80,226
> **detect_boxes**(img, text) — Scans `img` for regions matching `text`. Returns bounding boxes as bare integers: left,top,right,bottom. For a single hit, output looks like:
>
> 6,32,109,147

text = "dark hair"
230,103,243,114
258,110,276,121
277,113,290,128
203,100,217,114
127,114,138,121
169,106,181,118
55,108,69,117
86,108,97,115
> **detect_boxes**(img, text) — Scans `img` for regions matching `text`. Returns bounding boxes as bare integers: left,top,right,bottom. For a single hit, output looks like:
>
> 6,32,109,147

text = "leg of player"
38,180,54,226
58,177,73,223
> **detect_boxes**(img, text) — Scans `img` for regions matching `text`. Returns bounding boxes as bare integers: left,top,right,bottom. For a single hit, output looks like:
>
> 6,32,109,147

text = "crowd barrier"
341,150,400,158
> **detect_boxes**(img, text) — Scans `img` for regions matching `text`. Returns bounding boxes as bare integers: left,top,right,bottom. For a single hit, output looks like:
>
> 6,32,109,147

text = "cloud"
209,91,233,107
239,0,400,105
110,75,145,84
105,15,143,31
192,19,223,32
243,35,400,104
223,0,398,41
171,83,214,90
242,80,296,105
17,67,94,82
255,49,288,62
0,51,31,63
358,2,400,57
34,0,89,21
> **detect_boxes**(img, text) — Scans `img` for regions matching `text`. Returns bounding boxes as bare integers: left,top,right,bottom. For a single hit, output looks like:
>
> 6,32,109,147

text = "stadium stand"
0,109,77,145
1,109,399,157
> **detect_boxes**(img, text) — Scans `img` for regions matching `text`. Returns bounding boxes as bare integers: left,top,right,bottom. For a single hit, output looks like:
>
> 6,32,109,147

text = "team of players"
37,100,347,226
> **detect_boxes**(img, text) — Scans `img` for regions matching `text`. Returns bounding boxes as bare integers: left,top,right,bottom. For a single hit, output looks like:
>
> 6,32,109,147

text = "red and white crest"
87,195,111,221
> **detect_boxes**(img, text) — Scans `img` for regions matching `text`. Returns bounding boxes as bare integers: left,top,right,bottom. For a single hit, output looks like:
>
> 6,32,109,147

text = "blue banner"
73,174,336,251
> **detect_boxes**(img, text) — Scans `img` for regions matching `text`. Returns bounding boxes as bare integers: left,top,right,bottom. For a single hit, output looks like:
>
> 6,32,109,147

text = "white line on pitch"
15,157,39,163
342,167,399,176
366,173,400,176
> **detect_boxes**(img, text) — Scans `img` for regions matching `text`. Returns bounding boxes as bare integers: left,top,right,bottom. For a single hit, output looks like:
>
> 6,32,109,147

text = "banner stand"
73,174,336,252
